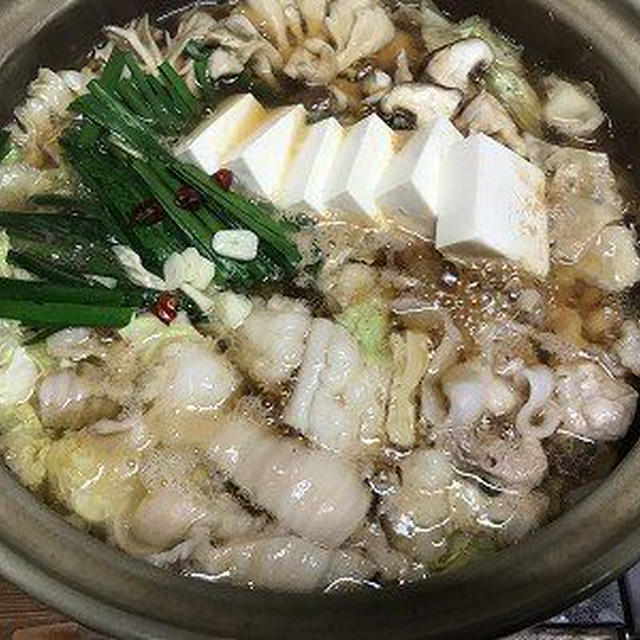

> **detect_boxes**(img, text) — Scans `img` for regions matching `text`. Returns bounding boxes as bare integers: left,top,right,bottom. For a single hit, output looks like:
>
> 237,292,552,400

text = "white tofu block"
325,114,396,225
279,117,344,215
228,105,306,200
436,133,549,277
376,117,463,237
174,94,266,174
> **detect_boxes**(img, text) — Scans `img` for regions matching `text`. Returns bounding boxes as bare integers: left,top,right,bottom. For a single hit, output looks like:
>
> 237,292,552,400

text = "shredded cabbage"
213,291,253,329
119,312,202,365
337,298,390,363
0,163,72,210
458,17,542,134
0,319,23,365
112,245,167,290
25,341,57,376
0,347,38,407
0,404,52,489
0,319,42,407
46,425,147,524
163,247,216,291
574,226,640,292
418,6,542,135
436,531,500,572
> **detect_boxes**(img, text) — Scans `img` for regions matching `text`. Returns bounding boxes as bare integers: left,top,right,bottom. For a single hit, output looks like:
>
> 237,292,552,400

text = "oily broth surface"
295,219,636,513
25,205,639,586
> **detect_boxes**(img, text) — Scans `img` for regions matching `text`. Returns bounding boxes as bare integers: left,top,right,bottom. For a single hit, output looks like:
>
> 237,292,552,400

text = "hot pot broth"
0,0,637,591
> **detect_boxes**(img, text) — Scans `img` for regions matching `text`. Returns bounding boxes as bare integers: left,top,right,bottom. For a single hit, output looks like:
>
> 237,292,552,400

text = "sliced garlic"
212,230,259,261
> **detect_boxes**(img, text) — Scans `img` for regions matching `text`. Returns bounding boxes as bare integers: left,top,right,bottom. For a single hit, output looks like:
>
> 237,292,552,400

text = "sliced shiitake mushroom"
379,82,463,129
456,90,525,153
425,37,495,93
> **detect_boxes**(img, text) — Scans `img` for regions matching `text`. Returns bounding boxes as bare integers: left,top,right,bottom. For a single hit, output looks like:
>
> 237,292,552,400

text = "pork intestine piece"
235,295,311,387
284,317,389,456
193,535,376,591
139,341,239,414
206,409,371,547
556,360,638,441
38,367,121,431
440,359,518,429
514,365,560,440
381,449,549,564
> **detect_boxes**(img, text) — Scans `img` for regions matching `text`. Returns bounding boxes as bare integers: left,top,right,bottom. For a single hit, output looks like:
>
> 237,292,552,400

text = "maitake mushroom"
100,0,396,94
105,15,165,72
284,39,339,85
330,2,396,73
205,14,284,84
360,69,393,104
164,11,218,72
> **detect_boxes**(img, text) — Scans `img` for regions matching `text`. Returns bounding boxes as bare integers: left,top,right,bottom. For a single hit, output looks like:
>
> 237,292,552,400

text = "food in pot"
0,0,637,592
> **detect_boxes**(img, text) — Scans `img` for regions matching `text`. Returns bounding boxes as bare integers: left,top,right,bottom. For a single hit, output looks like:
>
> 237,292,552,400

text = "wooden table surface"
0,578,109,639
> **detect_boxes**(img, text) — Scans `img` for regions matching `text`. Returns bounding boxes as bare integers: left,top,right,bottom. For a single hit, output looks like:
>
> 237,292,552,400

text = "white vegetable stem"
212,230,259,261
112,245,167,290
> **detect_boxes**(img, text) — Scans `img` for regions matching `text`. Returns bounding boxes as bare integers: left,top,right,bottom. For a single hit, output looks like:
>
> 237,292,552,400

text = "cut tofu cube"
436,133,549,277
279,117,344,215
228,105,306,200
324,114,396,225
376,117,463,237
174,94,266,175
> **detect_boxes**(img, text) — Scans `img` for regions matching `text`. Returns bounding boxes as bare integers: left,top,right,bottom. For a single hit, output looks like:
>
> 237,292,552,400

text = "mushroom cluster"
98,3,605,144
100,1,396,96
75,1,615,147
95,3,516,129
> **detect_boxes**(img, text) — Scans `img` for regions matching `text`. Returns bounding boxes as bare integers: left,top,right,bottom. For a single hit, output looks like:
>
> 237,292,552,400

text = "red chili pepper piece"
175,184,203,211
151,293,179,325
213,168,233,190
131,199,164,226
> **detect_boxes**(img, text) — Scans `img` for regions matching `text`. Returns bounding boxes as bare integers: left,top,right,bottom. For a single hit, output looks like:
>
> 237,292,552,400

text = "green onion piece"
174,163,302,268
75,120,102,149
0,211,117,243
0,299,134,328
8,251,96,286
158,62,200,118
0,278,132,305
117,78,156,121
61,46,305,294
100,48,127,90
28,194,103,217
